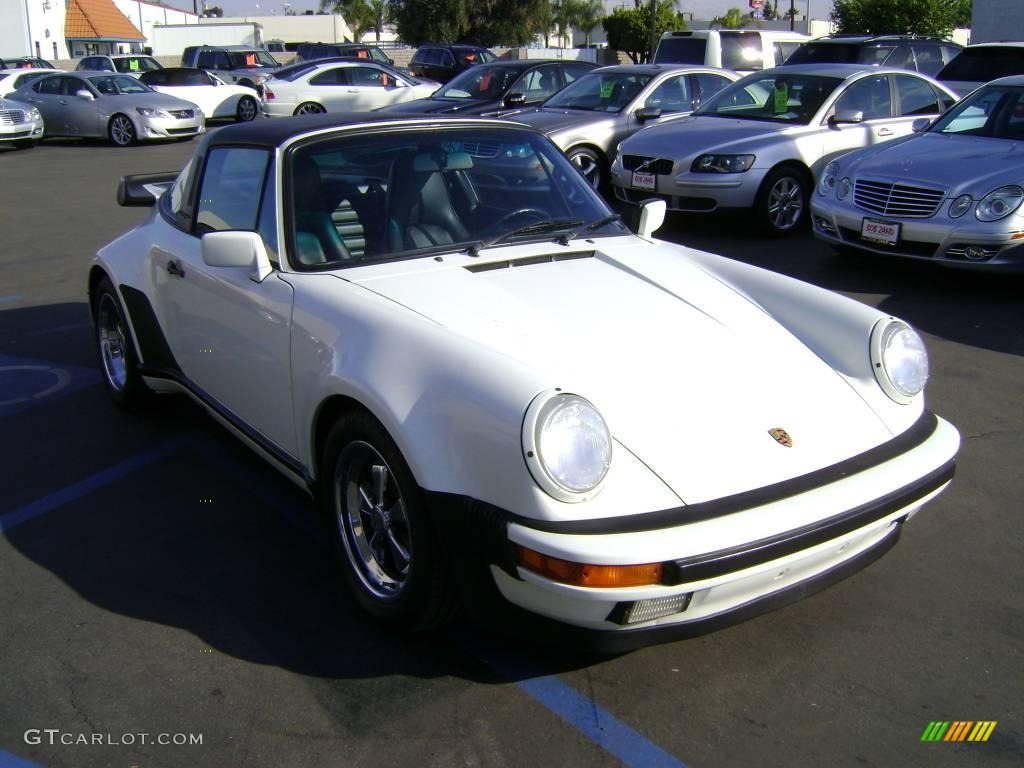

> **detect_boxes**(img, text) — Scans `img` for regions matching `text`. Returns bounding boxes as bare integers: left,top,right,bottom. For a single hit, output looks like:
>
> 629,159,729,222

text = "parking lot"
1,132,1022,768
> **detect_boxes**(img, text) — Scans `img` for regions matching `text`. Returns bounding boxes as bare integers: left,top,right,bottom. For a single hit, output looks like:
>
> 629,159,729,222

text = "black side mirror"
503,93,527,108
635,106,663,122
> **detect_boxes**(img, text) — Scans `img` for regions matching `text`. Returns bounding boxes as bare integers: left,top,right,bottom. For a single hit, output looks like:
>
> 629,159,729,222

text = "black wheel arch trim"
118,285,181,374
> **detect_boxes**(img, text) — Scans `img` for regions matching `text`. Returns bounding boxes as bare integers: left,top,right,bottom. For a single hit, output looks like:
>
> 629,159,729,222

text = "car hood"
840,132,1024,193
106,91,202,111
381,96,499,114
345,236,892,503
622,114,797,157
504,107,611,135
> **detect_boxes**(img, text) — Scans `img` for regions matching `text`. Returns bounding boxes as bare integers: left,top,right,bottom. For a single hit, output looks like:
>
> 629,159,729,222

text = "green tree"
468,0,551,45
710,7,754,29
603,1,684,63
831,0,967,38
572,0,605,47
321,0,377,40
391,0,469,44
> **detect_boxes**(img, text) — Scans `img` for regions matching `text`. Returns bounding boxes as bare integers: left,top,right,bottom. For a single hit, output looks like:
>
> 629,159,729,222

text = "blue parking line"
0,295,22,305
0,438,188,534
0,750,44,768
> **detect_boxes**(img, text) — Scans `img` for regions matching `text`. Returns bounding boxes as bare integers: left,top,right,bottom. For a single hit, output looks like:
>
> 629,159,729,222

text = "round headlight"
522,391,612,502
948,194,972,218
837,177,852,200
976,185,1024,222
870,319,929,403
818,162,838,197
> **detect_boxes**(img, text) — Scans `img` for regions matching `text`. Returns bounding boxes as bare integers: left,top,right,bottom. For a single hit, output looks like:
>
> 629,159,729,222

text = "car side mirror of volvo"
830,109,864,125
202,230,274,283
635,106,662,122
637,198,666,239
911,117,932,133
76,90,95,101
503,93,526,108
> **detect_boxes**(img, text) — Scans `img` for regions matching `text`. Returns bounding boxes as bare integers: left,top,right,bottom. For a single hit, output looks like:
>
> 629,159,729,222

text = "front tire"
567,146,605,191
12,139,38,149
236,95,258,122
108,113,136,146
92,277,150,409
755,166,809,236
294,102,326,116
320,412,452,630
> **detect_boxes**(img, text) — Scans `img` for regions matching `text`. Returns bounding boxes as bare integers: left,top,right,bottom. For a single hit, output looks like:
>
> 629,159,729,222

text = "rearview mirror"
201,230,273,282
830,109,864,125
635,107,663,122
76,90,95,101
503,93,526,108
637,198,666,239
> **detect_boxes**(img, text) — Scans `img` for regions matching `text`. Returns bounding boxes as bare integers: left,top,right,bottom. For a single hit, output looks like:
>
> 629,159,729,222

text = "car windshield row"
544,73,654,113
929,83,1024,139
696,74,843,124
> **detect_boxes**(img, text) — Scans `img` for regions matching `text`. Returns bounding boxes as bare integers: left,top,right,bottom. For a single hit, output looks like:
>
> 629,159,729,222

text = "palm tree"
573,0,604,47
710,7,752,29
320,0,379,42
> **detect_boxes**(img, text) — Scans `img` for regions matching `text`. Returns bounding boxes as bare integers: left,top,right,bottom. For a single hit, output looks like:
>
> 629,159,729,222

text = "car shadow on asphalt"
656,212,1024,358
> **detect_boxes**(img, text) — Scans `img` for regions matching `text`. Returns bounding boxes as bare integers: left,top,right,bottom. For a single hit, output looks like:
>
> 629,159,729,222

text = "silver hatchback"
610,64,958,235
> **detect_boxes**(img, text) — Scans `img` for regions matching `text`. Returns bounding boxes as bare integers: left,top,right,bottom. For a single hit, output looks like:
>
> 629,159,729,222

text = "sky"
181,0,838,24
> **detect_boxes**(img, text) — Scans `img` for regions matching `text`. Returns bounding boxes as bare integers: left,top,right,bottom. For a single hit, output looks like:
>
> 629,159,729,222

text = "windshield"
88,75,152,94
786,42,878,65
114,57,162,74
929,84,1024,139
938,47,1024,82
227,50,279,68
544,72,653,113
436,65,521,99
287,126,625,269
695,73,842,124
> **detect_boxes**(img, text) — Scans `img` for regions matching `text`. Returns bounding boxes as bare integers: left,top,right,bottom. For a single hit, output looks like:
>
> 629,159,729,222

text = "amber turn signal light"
516,546,663,588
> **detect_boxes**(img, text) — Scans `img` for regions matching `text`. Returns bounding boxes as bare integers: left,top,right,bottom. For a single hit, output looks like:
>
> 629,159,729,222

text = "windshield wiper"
471,218,584,255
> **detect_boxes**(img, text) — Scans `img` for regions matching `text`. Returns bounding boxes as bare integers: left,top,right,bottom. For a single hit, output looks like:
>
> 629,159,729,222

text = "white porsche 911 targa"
90,114,959,646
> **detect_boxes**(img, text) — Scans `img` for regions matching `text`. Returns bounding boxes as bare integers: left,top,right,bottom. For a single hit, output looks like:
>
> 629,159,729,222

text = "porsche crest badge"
769,428,793,448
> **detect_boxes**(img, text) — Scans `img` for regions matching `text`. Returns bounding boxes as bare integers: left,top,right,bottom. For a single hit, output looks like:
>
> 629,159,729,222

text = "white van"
654,29,808,74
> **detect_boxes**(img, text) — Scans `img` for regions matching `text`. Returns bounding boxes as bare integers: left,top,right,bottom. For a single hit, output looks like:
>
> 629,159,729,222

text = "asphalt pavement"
0,132,1021,768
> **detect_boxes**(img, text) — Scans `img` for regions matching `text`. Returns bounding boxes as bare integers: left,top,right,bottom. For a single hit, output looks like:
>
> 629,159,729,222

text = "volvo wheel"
755,166,809,236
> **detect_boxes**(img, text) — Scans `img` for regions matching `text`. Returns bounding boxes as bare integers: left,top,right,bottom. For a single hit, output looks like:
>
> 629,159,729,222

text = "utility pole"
789,0,795,31
648,0,658,63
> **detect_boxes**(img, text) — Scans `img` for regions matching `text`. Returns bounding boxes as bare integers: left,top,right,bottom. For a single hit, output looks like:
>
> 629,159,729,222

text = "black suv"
295,42,394,66
783,35,962,77
409,44,498,84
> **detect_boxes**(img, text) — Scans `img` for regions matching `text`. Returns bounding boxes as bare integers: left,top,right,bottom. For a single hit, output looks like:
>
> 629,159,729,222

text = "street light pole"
789,0,795,31
649,0,659,64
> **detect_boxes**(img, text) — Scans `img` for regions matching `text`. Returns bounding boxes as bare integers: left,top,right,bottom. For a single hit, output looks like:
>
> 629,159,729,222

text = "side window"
894,75,941,116
62,76,88,95
215,52,231,69
886,44,914,70
775,41,801,64
940,44,961,65
311,68,347,86
693,73,732,106
424,49,443,66
196,51,215,68
721,32,762,70
441,51,456,68
515,64,559,98
833,76,892,120
562,63,591,84
37,76,62,94
644,74,693,113
348,67,387,87
910,44,944,76
195,148,272,234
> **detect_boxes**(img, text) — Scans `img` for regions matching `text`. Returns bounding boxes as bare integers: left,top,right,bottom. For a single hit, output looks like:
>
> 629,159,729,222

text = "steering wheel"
494,208,549,227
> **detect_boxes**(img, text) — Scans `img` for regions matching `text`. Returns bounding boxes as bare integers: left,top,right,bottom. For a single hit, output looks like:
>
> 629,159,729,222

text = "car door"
22,74,66,132
61,76,103,136
151,146,298,456
891,74,951,127
343,66,404,110
509,63,561,107
819,74,899,170
307,65,350,110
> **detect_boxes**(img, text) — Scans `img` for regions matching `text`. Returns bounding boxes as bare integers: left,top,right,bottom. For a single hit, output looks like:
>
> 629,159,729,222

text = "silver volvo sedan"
12,71,204,146
502,64,739,190
610,64,957,235
812,76,1024,270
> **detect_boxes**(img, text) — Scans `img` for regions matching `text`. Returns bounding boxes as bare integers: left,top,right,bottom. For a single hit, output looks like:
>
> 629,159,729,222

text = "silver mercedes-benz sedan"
811,76,1024,271
502,64,739,190
610,64,958,235
12,71,204,146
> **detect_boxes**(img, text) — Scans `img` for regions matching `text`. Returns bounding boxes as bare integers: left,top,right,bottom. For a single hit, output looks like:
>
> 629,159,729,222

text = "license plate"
861,218,900,245
632,171,656,190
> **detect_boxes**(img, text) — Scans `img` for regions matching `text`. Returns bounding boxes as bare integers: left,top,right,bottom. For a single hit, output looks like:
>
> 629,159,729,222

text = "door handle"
876,127,894,136
166,259,186,278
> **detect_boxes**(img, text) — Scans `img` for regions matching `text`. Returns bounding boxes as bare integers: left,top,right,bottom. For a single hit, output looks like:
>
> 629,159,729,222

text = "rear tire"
236,95,258,122
92,277,151,409
320,411,453,631
294,102,326,116
108,113,136,146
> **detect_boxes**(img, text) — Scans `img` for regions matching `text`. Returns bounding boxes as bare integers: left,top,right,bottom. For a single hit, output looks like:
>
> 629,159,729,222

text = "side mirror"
117,171,179,207
201,230,273,282
76,89,95,101
830,109,864,125
637,198,666,239
503,93,526,108
635,106,663,122
911,117,932,133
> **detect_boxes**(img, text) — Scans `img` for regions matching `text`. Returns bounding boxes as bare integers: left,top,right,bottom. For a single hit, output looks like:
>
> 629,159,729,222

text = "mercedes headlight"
818,161,839,197
837,177,852,200
975,185,1024,222
691,154,755,173
522,391,612,502
27,107,40,120
870,319,929,403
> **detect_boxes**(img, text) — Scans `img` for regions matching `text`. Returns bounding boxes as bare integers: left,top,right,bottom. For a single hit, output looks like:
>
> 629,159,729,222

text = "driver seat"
387,152,473,251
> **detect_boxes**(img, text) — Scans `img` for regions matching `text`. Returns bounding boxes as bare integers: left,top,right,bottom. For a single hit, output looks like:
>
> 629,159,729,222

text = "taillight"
264,88,275,100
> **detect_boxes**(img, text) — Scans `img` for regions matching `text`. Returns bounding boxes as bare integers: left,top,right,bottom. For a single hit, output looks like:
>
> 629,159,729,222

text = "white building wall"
209,14,353,45
113,0,198,49
971,0,1024,44
2,0,71,60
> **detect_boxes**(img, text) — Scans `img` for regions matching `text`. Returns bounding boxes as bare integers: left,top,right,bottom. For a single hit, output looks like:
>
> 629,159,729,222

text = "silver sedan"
610,64,958,235
502,64,739,190
812,76,1024,271
12,71,204,146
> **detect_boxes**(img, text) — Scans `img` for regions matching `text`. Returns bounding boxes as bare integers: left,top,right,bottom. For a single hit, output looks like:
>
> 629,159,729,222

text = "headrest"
412,151,474,173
